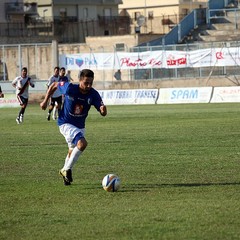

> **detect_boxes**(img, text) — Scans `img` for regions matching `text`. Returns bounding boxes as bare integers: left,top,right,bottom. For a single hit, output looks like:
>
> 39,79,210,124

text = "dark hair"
78,69,94,79
60,67,66,71
22,67,27,72
54,66,60,71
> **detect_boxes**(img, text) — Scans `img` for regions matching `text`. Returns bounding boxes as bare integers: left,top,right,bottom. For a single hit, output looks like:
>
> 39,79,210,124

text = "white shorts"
59,123,85,149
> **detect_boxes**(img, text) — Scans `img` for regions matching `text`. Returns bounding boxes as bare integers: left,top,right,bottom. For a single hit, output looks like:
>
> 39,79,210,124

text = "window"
104,8,111,17
148,11,154,20
83,8,88,19
115,43,125,52
60,8,67,18
134,12,141,20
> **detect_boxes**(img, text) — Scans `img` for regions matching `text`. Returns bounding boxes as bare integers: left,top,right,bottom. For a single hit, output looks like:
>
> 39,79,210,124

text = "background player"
12,67,35,124
50,67,69,120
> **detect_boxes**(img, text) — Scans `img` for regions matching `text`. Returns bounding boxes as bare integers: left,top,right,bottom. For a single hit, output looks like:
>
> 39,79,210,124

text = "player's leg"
16,96,28,124
56,96,62,118
64,136,88,170
60,139,87,185
59,124,86,185
47,97,55,121
52,102,58,120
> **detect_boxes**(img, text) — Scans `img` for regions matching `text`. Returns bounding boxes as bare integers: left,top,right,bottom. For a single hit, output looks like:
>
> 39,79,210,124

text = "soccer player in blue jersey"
46,67,69,121
46,66,60,121
40,69,107,185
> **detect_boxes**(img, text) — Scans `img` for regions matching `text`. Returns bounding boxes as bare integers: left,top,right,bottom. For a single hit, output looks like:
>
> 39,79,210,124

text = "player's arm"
29,78,35,88
40,82,58,110
94,93,107,116
100,104,107,116
46,77,53,89
12,78,18,88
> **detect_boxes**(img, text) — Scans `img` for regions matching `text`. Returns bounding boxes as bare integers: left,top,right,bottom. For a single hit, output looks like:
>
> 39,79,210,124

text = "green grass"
0,103,240,240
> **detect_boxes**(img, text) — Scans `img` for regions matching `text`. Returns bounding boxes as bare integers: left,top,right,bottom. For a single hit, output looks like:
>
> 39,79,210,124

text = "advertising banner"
98,89,159,105
211,86,240,103
0,94,19,108
59,47,240,70
157,87,213,104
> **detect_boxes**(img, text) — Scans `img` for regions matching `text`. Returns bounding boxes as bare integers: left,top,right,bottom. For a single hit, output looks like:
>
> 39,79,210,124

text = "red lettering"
167,59,177,66
178,58,187,65
216,52,224,60
148,58,162,66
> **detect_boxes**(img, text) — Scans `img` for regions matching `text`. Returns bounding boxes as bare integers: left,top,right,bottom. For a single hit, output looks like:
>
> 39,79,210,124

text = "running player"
40,69,107,186
46,67,60,121
12,67,35,124
48,67,69,120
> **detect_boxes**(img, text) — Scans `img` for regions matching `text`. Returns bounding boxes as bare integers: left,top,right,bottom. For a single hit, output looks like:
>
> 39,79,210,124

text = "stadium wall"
1,86,240,108
1,40,240,88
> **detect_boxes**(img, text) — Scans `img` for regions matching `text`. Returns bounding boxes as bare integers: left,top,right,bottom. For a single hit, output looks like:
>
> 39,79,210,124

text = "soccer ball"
102,174,121,192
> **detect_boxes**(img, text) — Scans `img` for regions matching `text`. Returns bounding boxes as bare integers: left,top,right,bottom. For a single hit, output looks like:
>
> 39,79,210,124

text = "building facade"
0,0,209,43
119,0,208,34
29,0,122,21
0,0,25,23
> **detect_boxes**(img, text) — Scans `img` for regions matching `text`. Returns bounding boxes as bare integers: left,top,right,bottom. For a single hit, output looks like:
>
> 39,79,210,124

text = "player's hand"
100,105,107,116
40,101,47,110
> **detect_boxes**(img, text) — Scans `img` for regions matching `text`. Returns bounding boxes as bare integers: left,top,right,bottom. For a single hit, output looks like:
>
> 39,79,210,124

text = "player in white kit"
12,67,35,124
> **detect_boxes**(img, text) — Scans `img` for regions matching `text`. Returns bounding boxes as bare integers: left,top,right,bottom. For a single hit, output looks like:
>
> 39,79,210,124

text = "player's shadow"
121,182,240,192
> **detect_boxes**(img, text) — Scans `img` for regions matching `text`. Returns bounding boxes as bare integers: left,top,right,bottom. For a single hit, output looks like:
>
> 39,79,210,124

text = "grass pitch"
0,103,240,240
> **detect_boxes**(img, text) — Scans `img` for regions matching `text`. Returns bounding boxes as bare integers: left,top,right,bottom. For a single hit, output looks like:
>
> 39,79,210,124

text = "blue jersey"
59,76,69,82
57,81,104,129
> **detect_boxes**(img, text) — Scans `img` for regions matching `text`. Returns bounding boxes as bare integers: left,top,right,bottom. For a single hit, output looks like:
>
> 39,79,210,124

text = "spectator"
114,69,122,80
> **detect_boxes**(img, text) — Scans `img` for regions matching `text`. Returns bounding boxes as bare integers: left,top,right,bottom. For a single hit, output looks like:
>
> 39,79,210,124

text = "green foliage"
0,103,240,240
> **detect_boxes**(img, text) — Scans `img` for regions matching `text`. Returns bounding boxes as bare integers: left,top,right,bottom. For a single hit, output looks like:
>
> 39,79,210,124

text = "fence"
1,40,240,87
0,14,187,45
139,9,206,46
0,43,53,81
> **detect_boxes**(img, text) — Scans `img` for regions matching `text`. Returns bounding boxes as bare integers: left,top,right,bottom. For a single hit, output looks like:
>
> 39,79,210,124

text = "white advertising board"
0,94,19,108
98,89,159,105
157,87,213,104
211,86,240,103
59,47,240,70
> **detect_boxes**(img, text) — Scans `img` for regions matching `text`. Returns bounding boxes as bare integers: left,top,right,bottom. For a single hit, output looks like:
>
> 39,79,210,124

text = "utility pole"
144,0,147,33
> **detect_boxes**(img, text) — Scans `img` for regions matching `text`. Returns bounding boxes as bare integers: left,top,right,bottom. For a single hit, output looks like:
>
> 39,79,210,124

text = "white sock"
52,106,57,120
64,147,82,170
63,154,70,170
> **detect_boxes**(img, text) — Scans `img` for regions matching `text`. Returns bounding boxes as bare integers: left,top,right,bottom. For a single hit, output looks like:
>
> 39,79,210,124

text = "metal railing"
1,41,240,84
139,9,206,47
139,0,236,47
0,14,186,44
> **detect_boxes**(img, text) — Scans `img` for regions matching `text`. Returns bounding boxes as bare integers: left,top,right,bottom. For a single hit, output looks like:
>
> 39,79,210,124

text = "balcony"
24,2,38,15
5,2,37,15
102,0,123,4
52,0,122,4
53,16,78,23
